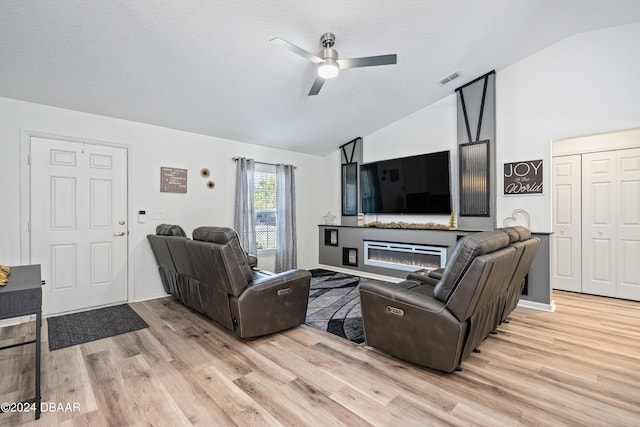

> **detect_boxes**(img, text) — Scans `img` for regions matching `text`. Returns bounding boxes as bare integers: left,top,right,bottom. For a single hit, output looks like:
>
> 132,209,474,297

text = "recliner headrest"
192,226,239,244
497,227,520,243
512,226,531,241
433,230,510,302
456,230,510,259
192,226,253,284
156,224,187,237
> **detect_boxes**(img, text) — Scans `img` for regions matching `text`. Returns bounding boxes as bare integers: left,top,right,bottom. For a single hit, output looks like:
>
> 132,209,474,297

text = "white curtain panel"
233,157,257,255
275,163,297,272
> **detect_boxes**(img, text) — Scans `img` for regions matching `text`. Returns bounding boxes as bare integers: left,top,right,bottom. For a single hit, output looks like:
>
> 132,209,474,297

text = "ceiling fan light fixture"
317,59,339,79
271,32,396,95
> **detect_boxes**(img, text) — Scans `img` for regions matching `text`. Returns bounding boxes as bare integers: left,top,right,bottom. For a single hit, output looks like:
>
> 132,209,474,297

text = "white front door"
551,155,582,292
30,137,129,316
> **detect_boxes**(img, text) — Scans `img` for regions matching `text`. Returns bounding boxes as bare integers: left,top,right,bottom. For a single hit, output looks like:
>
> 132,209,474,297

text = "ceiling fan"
270,32,397,96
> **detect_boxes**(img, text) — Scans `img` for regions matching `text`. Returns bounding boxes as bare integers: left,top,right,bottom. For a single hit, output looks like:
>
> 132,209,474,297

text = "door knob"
113,231,126,236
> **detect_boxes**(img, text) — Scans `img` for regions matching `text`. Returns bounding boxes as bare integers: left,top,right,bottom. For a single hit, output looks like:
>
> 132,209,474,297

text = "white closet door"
616,148,640,300
551,155,582,292
582,151,617,297
581,148,640,300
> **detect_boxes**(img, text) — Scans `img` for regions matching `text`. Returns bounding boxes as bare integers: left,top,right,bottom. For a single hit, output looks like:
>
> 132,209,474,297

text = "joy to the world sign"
503,159,543,195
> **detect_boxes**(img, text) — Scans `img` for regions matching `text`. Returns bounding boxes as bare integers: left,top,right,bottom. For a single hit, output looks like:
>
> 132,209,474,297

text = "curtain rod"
232,157,297,169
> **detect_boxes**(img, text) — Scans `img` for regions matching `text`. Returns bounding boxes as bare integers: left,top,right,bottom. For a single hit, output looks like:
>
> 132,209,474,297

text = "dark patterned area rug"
47,304,148,351
306,269,388,344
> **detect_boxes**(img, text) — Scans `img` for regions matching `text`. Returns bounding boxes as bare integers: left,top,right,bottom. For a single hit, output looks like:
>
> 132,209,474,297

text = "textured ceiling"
2,1,640,155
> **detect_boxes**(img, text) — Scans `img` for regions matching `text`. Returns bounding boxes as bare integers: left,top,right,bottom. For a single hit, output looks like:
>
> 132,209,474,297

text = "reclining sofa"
359,226,539,373
147,225,311,339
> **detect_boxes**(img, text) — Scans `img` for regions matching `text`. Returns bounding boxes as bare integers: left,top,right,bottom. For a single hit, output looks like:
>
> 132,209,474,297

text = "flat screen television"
360,150,452,215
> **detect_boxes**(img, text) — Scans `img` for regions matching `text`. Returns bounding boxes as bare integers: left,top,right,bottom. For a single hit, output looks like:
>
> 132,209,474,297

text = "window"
254,165,277,251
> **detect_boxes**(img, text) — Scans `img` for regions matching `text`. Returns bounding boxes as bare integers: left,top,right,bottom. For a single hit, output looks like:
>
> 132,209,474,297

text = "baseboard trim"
517,299,556,312
133,292,170,303
315,264,404,283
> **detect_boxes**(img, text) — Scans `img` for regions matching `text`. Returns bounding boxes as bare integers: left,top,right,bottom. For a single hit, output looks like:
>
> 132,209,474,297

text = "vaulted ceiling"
2,1,640,155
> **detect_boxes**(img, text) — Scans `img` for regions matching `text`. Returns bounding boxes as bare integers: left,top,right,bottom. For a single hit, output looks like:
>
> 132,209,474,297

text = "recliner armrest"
360,280,442,312
246,253,258,268
428,268,444,281
232,269,311,338
406,268,441,286
359,280,466,373
250,269,310,290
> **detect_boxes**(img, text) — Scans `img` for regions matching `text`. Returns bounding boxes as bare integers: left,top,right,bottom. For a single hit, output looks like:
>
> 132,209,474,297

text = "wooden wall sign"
503,159,543,195
160,167,188,193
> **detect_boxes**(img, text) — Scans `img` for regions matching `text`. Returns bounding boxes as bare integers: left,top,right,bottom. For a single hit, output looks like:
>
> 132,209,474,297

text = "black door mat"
47,303,148,351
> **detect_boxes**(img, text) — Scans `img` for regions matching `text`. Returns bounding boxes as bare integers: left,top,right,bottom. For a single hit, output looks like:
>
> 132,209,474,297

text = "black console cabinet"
0,265,42,420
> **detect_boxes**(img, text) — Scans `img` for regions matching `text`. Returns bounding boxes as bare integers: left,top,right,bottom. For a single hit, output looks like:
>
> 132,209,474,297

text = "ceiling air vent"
438,71,461,86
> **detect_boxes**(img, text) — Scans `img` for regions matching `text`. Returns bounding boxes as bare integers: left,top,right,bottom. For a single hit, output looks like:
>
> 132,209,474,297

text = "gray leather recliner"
147,224,188,296
406,226,541,330
498,227,541,324
360,229,520,373
148,225,311,339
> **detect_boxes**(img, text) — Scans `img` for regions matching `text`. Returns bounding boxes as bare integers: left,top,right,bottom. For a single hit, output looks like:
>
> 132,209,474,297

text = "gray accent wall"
521,234,551,305
340,137,363,226
456,72,496,231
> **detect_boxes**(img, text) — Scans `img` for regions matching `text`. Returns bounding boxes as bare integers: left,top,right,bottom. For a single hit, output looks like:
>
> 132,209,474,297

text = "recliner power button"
386,306,404,316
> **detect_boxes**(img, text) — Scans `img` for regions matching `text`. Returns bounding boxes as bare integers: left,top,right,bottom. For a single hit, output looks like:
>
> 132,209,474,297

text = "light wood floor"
1,290,639,426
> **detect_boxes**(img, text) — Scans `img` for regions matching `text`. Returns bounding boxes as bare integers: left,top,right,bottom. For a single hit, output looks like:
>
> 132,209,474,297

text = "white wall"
363,95,457,163
0,97,326,302
322,149,342,225
350,21,640,232
360,95,458,225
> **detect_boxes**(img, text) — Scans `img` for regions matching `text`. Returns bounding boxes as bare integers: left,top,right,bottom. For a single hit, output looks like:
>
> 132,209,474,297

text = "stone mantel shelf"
318,224,478,232
318,224,552,235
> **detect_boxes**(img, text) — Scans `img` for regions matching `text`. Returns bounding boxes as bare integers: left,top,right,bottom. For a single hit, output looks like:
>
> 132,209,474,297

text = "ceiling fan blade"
338,54,397,69
270,37,323,64
308,77,326,96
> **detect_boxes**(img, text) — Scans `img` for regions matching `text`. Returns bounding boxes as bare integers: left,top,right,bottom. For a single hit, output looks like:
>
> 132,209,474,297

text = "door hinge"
27,222,31,232
27,154,31,165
